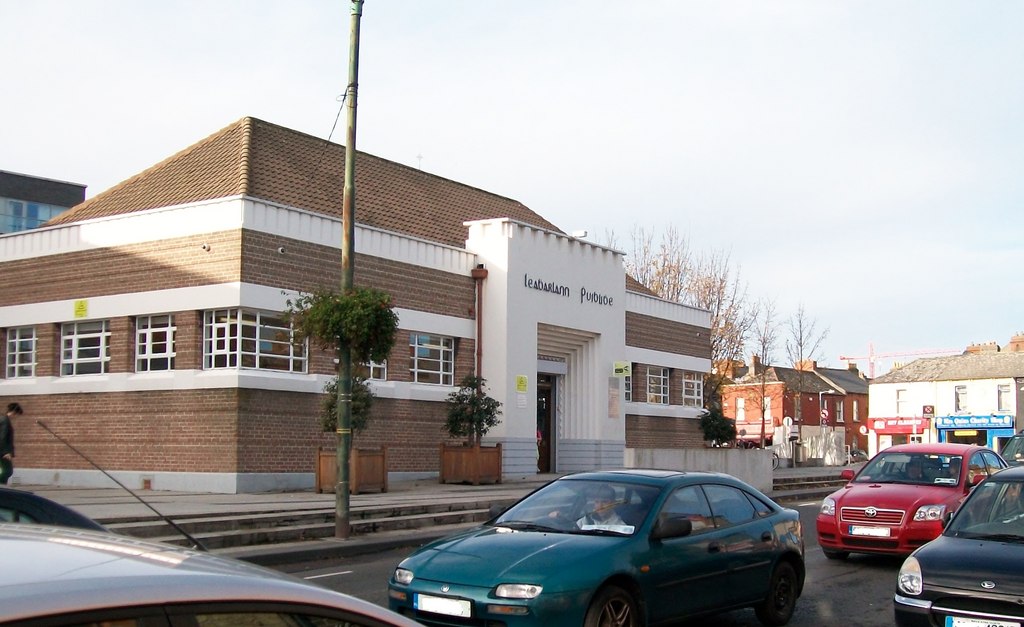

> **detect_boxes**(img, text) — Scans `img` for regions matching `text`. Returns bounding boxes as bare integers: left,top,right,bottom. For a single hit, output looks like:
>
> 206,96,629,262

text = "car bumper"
388,583,587,626
816,516,940,556
895,592,1024,627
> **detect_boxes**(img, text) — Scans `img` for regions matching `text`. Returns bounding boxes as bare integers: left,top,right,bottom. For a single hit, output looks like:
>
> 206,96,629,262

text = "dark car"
895,465,1024,627
0,523,420,626
817,442,1007,559
0,486,106,531
388,469,805,626
999,431,1024,466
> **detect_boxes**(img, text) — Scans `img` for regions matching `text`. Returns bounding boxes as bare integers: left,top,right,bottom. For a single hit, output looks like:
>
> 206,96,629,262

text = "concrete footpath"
13,464,853,566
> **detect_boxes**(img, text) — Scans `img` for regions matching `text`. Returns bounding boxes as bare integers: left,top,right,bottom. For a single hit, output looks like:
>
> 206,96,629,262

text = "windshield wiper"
574,527,631,536
494,521,564,533
972,533,1024,543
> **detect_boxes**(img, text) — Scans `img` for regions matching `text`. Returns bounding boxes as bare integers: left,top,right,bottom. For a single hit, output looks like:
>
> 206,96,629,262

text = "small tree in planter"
286,286,398,493
444,375,502,447
699,406,737,447
440,375,503,484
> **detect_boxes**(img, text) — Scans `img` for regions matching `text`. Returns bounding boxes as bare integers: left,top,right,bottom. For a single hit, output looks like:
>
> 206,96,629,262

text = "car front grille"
840,506,905,525
934,595,1024,623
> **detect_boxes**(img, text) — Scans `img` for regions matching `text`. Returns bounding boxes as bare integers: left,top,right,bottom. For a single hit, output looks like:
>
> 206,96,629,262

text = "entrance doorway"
537,374,553,473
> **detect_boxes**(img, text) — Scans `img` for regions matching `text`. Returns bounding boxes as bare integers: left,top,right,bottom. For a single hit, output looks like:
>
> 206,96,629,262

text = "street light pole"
336,0,363,540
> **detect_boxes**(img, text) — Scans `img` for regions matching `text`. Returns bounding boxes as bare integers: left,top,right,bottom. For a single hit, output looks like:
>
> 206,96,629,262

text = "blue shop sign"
935,414,1014,429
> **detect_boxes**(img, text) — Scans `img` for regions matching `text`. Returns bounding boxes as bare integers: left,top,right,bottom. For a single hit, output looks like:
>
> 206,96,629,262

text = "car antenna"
36,420,209,552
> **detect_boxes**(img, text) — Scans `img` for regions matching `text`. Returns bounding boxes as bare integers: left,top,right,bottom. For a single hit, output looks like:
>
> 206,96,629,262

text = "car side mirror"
650,515,693,541
840,469,855,481
970,474,986,487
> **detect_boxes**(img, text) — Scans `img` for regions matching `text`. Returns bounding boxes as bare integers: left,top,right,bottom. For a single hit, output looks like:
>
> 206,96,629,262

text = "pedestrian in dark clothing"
0,402,21,484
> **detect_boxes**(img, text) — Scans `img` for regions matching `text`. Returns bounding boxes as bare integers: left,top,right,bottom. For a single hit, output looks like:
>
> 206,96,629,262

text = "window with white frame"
136,315,176,372
736,397,746,421
647,366,669,404
762,396,772,423
683,371,703,407
834,400,844,422
409,333,454,385
203,309,306,372
5,326,36,378
366,360,387,381
954,385,968,413
853,399,860,422
61,320,110,375
895,389,908,416
623,374,632,402
998,384,1011,412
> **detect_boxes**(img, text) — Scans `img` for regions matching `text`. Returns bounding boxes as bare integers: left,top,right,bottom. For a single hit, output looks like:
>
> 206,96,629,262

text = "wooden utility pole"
337,0,363,539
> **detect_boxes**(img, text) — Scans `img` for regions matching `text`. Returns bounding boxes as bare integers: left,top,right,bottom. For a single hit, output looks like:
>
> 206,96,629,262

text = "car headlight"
913,504,946,522
495,583,543,599
393,568,414,585
820,497,836,516
897,556,923,595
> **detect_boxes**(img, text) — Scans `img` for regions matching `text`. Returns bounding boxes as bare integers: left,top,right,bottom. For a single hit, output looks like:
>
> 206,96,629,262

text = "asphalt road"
280,499,903,627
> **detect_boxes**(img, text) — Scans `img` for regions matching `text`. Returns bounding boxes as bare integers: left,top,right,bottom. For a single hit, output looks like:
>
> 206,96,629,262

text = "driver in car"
577,485,625,527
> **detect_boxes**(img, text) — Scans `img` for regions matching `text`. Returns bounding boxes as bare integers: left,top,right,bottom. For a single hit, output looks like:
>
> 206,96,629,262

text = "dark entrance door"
537,375,553,473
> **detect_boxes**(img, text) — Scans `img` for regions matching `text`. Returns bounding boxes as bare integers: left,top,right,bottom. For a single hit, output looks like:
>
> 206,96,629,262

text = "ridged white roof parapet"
625,290,710,328
0,196,478,276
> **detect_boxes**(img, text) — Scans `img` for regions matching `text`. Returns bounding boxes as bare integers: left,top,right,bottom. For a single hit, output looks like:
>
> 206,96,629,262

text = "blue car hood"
403,525,626,587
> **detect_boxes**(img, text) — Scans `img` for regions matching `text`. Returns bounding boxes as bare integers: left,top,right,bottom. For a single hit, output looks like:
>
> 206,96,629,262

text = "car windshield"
1001,436,1024,465
491,479,660,536
947,480,1024,542
854,452,962,486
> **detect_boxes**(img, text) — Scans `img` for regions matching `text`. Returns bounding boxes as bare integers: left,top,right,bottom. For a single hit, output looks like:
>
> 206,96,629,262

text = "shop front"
869,417,932,455
935,414,1015,451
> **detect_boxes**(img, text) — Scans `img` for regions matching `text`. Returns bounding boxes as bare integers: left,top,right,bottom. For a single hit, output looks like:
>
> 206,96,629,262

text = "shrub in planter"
699,406,737,447
444,375,502,447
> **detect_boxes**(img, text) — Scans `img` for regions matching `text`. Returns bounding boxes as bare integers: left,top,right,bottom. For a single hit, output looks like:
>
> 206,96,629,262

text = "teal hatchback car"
388,469,804,626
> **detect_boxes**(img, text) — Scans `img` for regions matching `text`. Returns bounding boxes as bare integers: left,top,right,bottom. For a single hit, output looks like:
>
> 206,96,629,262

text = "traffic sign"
820,408,829,424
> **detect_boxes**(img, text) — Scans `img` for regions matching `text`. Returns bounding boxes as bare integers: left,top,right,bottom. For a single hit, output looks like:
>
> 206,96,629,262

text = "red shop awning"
870,417,930,434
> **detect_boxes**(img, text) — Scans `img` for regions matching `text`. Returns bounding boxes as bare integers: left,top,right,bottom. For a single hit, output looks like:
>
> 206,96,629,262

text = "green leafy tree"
286,286,399,364
444,375,502,447
699,406,737,446
320,375,375,437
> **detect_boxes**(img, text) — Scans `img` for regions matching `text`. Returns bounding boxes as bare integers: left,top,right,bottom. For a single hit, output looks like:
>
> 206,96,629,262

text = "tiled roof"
734,366,840,394
47,117,564,247
872,352,1024,384
816,367,869,394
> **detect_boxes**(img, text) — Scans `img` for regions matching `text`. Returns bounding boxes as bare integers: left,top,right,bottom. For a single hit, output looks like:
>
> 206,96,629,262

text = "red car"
816,442,1007,559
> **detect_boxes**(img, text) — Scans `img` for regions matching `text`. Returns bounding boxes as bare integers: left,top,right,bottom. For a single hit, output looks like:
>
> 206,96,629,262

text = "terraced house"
0,118,711,493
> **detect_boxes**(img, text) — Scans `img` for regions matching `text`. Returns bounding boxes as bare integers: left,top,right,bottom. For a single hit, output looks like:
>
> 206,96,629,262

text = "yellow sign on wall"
73,300,88,319
515,375,529,393
613,361,631,377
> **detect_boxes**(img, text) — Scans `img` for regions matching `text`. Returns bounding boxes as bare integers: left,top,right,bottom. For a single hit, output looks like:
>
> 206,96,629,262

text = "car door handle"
708,541,722,553
761,531,773,543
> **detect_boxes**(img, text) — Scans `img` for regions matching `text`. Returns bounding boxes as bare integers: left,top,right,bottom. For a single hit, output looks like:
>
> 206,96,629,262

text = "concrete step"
149,508,493,550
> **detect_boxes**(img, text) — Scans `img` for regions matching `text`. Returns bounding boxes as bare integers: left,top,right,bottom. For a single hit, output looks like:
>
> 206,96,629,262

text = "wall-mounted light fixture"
200,243,210,251
277,246,286,254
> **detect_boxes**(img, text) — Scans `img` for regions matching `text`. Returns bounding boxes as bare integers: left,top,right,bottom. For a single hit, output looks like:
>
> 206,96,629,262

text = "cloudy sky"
3,1,1021,376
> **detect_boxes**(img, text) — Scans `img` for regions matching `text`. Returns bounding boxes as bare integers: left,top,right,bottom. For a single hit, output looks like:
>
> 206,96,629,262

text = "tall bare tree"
751,299,779,448
616,225,758,409
784,303,830,431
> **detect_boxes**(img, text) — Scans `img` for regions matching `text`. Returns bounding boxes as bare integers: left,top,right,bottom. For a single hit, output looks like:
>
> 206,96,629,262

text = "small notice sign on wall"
73,299,88,318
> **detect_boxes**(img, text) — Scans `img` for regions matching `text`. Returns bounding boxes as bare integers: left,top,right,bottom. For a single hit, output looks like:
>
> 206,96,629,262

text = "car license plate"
946,616,1020,627
849,525,891,537
415,593,472,617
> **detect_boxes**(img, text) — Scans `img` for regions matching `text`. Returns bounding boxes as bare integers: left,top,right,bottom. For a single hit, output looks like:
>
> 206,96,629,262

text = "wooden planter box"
439,443,502,485
316,446,388,494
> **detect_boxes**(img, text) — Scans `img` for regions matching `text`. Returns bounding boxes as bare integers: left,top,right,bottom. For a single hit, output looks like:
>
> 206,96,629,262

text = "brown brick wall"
12,390,242,473
240,232,476,320
0,231,242,306
625,311,710,359
625,415,704,449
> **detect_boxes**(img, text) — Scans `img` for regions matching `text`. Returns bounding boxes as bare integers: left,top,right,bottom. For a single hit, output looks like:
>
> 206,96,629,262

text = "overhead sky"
3,1,1021,376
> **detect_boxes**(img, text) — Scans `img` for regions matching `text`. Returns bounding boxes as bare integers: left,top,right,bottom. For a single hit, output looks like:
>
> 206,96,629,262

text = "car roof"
880,442,989,455
986,465,1024,480
0,486,108,531
558,468,742,486
0,524,419,625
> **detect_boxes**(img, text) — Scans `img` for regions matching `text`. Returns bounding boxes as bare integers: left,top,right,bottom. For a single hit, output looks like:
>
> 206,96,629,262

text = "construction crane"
839,342,962,378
